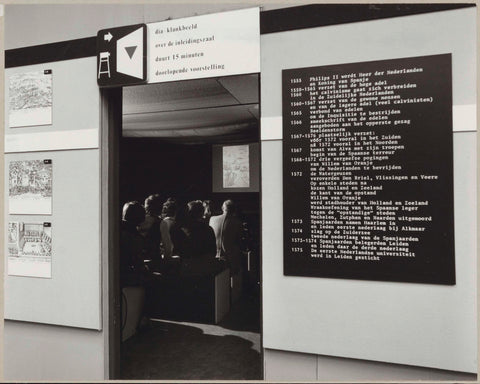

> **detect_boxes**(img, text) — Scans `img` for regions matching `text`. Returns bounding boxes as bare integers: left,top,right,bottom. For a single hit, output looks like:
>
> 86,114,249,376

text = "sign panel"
282,54,455,284
148,7,260,83
97,24,147,87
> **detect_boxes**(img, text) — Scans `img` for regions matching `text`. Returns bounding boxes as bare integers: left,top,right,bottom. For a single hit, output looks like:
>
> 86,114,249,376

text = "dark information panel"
282,54,455,284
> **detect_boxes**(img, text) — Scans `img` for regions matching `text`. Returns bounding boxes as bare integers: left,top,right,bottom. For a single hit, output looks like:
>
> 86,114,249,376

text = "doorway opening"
117,74,262,380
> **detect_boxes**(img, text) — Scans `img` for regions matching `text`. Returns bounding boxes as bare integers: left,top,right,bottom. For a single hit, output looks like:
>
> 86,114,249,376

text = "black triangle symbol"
125,46,137,59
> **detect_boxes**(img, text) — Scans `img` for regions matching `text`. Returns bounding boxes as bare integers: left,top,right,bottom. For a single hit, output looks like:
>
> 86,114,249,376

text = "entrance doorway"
117,74,262,380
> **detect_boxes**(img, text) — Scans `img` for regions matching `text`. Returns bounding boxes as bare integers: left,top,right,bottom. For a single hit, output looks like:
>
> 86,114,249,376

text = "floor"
121,293,262,380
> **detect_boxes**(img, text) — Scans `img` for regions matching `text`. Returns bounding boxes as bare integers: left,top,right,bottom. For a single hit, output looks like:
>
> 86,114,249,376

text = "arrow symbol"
104,32,113,42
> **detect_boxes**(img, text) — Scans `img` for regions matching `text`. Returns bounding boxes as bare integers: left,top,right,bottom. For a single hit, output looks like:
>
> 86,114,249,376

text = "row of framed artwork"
7,68,54,279
7,159,53,279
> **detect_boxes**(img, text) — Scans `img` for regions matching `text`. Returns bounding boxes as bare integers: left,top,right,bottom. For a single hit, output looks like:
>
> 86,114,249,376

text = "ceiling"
122,74,259,144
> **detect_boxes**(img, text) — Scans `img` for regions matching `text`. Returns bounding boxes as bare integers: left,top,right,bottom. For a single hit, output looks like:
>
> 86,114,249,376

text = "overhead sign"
147,7,260,83
97,24,147,87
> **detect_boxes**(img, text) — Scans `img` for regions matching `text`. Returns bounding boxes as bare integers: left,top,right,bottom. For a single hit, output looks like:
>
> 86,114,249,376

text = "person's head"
162,199,177,218
203,200,212,217
144,194,162,216
187,200,204,221
122,201,145,226
222,199,235,215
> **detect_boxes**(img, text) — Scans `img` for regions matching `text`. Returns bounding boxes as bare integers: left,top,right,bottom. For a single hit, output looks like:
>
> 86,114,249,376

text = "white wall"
4,321,104,381
264,349,477,381
3,54,102,380
4,58,101,330
261,7,477,377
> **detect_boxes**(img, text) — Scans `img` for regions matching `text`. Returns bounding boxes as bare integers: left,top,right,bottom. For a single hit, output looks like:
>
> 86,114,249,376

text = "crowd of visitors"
120,195,245,287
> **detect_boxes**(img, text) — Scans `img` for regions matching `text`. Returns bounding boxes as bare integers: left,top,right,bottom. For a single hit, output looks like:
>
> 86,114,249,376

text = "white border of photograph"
9,69,53,128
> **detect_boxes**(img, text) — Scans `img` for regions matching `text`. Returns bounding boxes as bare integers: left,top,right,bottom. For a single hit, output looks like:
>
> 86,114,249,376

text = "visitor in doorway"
160,197,177,219
138,194,163,263
120,201,149,287
182,200,217,259
181,200,217,275
209,199,244,274
202,200,213,224
160,198,184,260
120,201,152,332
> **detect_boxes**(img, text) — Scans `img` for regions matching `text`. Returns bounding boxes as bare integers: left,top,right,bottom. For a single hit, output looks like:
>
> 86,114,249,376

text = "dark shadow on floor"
121,319,261,380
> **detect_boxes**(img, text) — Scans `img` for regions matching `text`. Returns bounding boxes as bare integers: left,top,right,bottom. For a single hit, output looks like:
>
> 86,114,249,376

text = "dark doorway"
118,74,262,380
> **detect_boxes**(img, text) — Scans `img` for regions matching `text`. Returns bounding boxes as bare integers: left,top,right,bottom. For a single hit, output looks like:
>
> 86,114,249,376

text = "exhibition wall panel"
4,321,104,381
4,57,101,330
261,8,476,374
4,58,99,152
263,349,477,382
4,149,101,329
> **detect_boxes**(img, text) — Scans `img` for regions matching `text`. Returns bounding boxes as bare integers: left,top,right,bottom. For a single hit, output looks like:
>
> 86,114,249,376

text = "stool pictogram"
98,51,111,79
